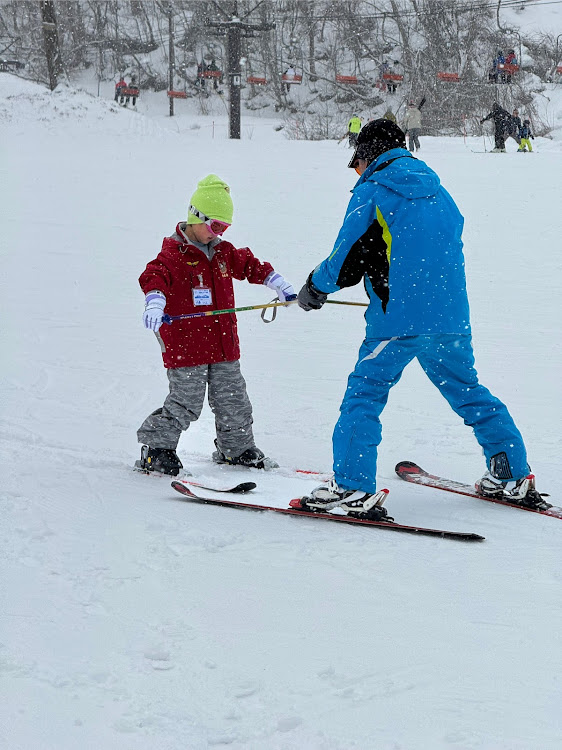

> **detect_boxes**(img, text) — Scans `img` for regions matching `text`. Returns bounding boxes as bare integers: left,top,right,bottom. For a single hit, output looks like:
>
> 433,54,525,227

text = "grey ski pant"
408,128,421,151
137,360,255,458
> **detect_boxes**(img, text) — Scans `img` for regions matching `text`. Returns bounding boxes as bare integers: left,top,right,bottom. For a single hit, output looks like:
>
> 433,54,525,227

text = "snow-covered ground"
2,75,562,750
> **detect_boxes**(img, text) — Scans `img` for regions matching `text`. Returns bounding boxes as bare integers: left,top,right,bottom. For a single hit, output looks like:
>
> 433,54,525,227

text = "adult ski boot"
300,479,394,522
137,445,184,477
475,472,551,510
212,441,279,470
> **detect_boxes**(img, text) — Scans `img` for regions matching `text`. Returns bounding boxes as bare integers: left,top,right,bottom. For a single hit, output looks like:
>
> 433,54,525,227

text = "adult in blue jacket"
296,119,544,519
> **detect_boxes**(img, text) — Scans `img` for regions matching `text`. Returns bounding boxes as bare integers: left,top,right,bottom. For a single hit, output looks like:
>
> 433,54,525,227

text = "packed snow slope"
1,76,562,750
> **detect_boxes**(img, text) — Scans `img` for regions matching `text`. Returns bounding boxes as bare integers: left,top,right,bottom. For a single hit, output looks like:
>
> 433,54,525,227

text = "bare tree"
40,0,63,89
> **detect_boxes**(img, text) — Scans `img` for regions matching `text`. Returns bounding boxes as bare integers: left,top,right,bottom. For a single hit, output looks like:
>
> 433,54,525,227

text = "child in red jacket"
137,174,295,476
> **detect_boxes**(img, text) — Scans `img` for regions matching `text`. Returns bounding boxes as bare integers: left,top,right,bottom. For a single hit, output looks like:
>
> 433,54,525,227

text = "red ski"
171,482,484,542
175,478,257,494
395,461,561,519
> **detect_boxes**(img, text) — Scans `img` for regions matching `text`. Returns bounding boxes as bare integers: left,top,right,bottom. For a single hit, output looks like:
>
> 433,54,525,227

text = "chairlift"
495,61,519,84
382,72,403,83
247,76,267,85
437,72,460,83
336,74,358,84
167,90,187,99
556,65,562,75
282,73,302,84
497,62,519,76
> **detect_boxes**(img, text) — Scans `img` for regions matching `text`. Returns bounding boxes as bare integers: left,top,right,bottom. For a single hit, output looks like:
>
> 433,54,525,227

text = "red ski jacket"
139,223,274,368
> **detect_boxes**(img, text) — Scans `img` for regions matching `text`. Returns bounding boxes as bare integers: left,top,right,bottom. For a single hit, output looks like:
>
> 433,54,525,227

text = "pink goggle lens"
207,219,230,236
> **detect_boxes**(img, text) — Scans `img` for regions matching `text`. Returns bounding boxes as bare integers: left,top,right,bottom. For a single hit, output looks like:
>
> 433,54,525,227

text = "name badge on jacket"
192,274,213,306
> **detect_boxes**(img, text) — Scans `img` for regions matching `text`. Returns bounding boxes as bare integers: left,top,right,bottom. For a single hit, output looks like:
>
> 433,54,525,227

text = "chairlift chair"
282,73,302,84
498,63,519,75
437,72,460,82
336,74,358,84
382,72,403,83
496,62,519,83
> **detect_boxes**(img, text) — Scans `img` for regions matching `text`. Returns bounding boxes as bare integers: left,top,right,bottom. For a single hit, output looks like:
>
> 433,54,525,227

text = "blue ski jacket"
311,148,471,338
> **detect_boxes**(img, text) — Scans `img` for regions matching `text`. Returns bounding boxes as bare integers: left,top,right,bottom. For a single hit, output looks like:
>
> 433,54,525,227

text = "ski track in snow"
1,73,562,750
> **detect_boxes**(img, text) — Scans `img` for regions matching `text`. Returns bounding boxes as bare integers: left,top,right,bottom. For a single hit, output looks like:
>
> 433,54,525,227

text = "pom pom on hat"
187,174,234,225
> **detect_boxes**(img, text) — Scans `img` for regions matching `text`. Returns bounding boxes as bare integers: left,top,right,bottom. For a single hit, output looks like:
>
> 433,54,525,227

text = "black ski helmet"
348,119,407,168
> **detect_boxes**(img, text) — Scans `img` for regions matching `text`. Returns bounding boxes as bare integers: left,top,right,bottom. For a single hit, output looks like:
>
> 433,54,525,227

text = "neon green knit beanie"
187,174,234,225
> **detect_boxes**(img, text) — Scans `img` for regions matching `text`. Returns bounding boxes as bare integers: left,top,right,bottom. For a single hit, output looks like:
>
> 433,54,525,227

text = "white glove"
143,291,166,332
264,271,296,302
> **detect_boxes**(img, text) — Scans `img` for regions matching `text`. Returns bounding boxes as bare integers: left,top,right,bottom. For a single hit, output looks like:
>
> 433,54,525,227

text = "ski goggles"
189,205,231,236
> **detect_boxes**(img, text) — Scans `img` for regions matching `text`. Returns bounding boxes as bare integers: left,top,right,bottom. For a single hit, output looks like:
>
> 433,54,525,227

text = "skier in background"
507,108,522,147
125,76,139,107
197,62,206,88
505,49,518,81
382,108,397,123
481,102,512,152
207,59,220,91
136,175,295,476
283,65,296,93
346,114,362,147
295,119,545,519
115,75,127,103
494,50,506,82
402,98,425,152
518,119,534,151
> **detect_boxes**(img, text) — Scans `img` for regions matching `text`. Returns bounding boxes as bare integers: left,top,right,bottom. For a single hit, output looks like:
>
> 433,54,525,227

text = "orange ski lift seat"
247,76,267,85
437,72,460,82
497,63,519,76
167,90,187,98
336,74,358,84
199,70,222,79
282,73,302,84
122,87,139,96
382,73,404,83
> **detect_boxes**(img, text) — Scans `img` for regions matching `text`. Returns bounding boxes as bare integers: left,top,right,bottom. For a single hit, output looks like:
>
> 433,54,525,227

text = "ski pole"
163,299,297,323
162,297,369,324
326,299,368,307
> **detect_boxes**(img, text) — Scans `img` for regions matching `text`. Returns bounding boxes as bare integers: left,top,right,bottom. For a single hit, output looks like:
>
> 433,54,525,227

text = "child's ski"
170,482,484,542
174,479,256,494
395,461,561,519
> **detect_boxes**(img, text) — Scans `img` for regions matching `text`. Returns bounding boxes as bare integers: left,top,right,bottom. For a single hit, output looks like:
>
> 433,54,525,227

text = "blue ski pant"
333,334,529,493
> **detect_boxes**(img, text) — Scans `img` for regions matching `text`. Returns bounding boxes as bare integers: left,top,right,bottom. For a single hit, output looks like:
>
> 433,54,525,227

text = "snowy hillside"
2,75,562,750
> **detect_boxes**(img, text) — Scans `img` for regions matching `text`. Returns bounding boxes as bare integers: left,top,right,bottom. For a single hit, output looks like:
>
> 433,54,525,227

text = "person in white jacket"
403,100,423,152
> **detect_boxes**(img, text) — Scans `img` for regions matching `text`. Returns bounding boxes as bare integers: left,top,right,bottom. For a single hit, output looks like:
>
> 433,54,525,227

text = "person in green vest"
347,115,362,147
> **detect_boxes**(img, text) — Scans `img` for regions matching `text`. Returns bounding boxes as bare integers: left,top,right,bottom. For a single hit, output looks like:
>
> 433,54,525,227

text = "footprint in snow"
144,648,174,670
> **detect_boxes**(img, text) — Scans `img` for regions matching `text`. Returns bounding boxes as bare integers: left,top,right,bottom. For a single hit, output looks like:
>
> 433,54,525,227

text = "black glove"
531,135,535,139
297,273,328,311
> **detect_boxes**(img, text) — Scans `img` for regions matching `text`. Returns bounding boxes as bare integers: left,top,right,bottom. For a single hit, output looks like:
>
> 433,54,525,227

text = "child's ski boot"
297,479,393,522
212,441,278,470
136,445,184,476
